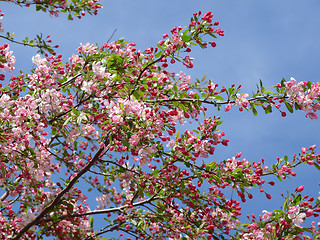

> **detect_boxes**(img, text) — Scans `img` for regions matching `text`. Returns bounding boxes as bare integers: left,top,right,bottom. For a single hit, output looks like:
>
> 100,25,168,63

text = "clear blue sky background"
2,0,320,237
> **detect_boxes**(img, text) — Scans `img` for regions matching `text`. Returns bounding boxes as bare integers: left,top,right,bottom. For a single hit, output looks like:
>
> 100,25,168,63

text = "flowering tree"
1,1,320,239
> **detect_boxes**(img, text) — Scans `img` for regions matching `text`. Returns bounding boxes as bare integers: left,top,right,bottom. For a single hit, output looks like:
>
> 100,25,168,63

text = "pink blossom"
225,103,232,112
235,93,249,108
183,56,194,68
262,210,272,221
288,206,306,227
129,134,140,146
172,34,184,46
77,42,98,55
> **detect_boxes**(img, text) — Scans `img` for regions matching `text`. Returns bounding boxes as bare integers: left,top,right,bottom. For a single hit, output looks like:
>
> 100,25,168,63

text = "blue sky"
2,0,320,237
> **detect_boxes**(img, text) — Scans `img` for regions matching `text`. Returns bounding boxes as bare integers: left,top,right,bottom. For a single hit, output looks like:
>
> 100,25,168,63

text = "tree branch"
11,136,110,240
40,195,160,223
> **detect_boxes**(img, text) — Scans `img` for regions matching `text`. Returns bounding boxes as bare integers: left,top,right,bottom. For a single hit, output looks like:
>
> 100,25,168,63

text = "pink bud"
99,142,105,149
306,209,313,217
296,185,304,192
224,104,232,112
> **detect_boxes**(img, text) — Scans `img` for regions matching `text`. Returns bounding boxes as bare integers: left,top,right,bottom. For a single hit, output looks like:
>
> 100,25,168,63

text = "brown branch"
48,94,92,124
0,35,49,52
0,35,37,48
11,136,110,240
146,95,288,106
39,195,160,223
0,177,21,202
129,55,164,98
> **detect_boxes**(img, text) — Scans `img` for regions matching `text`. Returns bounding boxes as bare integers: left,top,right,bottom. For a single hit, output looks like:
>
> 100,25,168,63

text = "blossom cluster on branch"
0,2,320,240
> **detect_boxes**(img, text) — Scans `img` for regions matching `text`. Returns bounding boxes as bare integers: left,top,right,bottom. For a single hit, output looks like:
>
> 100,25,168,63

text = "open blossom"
77,42,98,55
235,93,249,108
129,134,140,146
82,124,98,138
288,206,306,227
17,209,36,228
172,34,184,46
66,127,80,144
262,210,272,221
92,61,114,81
96,194,111,210
284,77,320,119
32,54,47,66
81,80,94,94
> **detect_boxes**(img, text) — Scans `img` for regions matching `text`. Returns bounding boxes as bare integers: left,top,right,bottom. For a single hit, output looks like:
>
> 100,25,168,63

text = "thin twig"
107,29,117,43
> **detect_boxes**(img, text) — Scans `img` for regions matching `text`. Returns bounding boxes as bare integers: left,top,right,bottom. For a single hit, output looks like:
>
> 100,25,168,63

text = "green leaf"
201,74,207,82
137,185,144,198
133,90,140,100
122,140,129,147
284,101,293,113
50,142,61,148
292,194,302,206
252,107,258,116
155,52,162,58
193,93,200,100
276,175,283,182
228,87,235,95
152,169,159,176
109,176,115,182
314,162,320,171
264,90,273,94
208,32,217,38
181,34,191,42
207,160,217,169
265,105,272,114
178,103,187,112
282,197,288,211
90,216,94,228
213,95,224,101
307,81,312,89
63,116,72,126
52,213,59,222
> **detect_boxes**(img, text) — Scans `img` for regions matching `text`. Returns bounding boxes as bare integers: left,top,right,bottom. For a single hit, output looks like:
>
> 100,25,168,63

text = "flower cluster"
283,77,320,119
1,3,320,240
0,43,16,74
